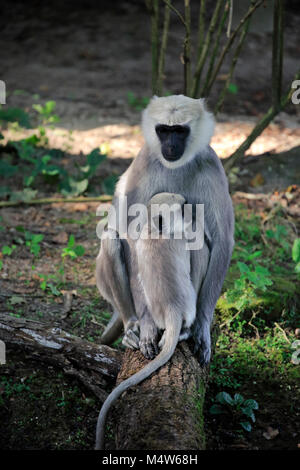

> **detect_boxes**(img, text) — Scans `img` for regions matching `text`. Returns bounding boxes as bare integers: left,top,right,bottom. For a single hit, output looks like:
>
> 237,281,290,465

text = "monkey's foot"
139,316,159,359
122,320,140,350
192,322,211,366
139,336,159,359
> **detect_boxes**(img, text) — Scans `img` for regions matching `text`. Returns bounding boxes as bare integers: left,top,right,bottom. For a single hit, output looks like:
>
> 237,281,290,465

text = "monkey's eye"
155,125,169,137
174,125,190,136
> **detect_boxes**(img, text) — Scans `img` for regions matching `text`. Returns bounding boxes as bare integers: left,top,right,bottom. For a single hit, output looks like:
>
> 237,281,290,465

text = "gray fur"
95,95,234,449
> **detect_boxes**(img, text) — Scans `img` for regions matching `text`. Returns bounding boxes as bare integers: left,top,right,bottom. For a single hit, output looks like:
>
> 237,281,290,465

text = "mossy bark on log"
0,313,122,402
112,341,209,450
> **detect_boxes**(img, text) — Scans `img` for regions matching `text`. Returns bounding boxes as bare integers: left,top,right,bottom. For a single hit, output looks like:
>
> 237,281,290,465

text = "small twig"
226,0,233,37
156,0,171,96
0,195,112,208
220,309,241,329
183,0,192,95
162,0,186,28
205,0,264,97
215,2,251,114
200,1,229,97
197,0,206,62
149,0,160,95
248,311,260,340
234,191,269,200
191,0,224,98
274,322,291,343
272,0,284,112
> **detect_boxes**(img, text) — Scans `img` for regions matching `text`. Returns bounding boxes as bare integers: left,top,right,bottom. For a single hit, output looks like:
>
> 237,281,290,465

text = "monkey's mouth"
162,149,183,161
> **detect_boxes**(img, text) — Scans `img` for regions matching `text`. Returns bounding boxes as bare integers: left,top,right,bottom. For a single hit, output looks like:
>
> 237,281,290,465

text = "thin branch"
156,0,171,96
191,0,224,98
200,1,229,97
184,0,192,95
272,0,284,112
150,0,160,95
162,0,186,28
223,70,300,172
226,0,233,37
214,4,251,114
0,195,112,208
196,0,206,67
205,0,264,97
274,322,291,344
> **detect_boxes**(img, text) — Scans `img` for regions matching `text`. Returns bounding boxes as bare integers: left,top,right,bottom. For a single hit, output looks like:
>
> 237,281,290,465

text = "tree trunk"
0,313,121,402
112,341,209,450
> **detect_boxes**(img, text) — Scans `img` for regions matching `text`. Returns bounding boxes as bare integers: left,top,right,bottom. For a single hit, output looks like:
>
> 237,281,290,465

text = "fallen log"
0,313,122,402
111,341,209,450
0,312,214,450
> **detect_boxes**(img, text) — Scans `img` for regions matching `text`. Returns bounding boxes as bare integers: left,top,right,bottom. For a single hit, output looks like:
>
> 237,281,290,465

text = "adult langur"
95,95,234,449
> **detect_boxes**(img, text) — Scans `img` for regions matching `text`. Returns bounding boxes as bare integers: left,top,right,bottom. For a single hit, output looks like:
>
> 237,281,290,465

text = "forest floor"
0,0,299,451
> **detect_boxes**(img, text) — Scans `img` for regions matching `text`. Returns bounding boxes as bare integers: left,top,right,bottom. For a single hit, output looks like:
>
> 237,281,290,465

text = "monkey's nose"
166,145,176,156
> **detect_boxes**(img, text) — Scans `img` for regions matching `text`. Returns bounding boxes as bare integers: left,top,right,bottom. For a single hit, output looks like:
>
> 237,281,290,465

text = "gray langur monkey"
95,95,235,450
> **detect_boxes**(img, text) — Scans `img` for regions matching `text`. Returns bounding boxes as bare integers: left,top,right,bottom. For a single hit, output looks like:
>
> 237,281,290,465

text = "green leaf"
47,284,60,296
2,245,15,255
102,175,118,195
248,250,262,260
237,262,250,274
241,407,256,422
216,391,234,406
233,393,244,406
0,107,31,128
10,188,38,203
243,399,259,410
69,177,89,196
292,239,300,263
74,245,85,257
265,229,275,239
228,83,238,94
67,235,75,248
240,421,252,432
255,264,271,276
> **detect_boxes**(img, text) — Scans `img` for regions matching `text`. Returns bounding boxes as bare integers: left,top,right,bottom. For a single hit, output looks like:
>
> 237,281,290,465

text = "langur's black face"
155,124,190,162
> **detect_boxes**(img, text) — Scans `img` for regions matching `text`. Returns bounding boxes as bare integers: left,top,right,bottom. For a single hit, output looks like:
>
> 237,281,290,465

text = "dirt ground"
0,0,299,452
1,0,300,159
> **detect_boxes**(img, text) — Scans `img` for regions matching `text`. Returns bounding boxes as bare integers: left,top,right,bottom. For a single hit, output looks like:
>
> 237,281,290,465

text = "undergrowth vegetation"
207,204,300,441
0,102,116,200
0,101,299,449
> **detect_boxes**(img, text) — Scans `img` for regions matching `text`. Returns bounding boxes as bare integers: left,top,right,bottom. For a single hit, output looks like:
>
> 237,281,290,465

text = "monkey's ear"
197,98,206,109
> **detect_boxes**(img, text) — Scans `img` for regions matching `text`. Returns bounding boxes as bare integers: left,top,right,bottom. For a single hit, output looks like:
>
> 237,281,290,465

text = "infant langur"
95,192,196,450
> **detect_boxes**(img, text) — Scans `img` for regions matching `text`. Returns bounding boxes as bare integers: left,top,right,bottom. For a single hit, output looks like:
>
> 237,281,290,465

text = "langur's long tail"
95,309,182,450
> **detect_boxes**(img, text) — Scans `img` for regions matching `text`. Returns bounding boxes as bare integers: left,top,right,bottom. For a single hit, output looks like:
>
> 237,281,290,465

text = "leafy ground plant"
0,103,108,199
61,235,85,260
292,238,300,274
210,391,259,432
